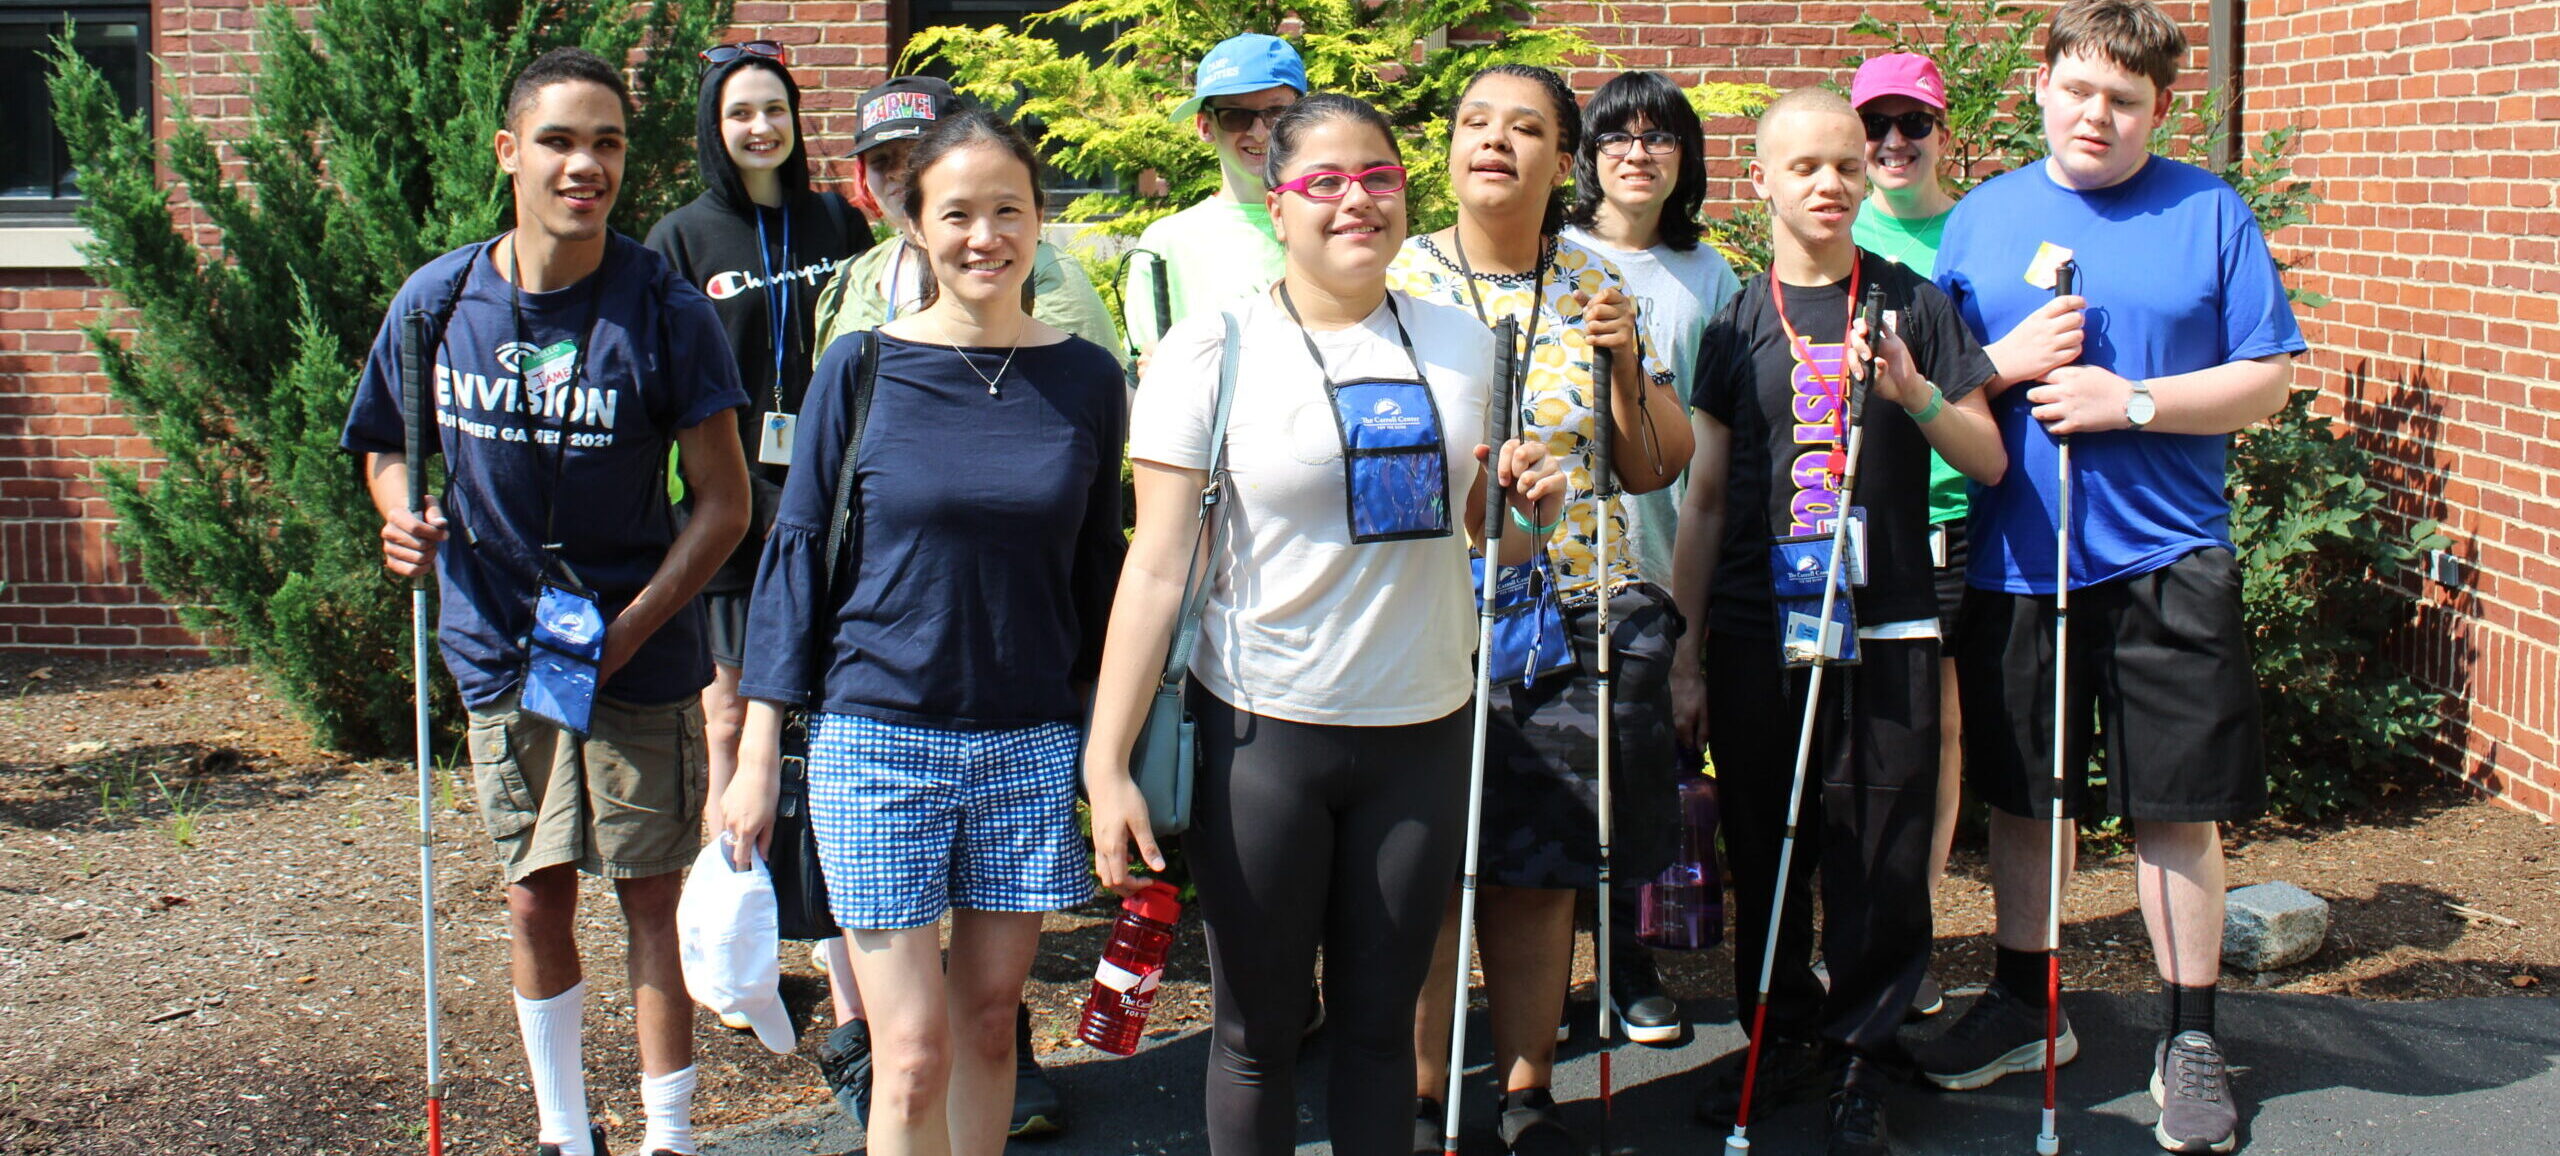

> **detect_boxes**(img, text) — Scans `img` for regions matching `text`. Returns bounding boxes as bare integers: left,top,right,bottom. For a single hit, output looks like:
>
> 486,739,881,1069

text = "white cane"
398,312,447,1156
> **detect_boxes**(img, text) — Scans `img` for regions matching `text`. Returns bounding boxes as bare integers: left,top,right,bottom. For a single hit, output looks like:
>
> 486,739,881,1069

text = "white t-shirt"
1128,288,1496,726
1560,226,1743,587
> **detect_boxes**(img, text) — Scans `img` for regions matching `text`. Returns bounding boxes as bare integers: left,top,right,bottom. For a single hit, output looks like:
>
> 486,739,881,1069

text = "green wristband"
1510,505,1562,536
1909,384,1947,424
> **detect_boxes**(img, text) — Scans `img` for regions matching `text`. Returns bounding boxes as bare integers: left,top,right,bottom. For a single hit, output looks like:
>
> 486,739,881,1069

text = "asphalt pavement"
700,990,2560,1155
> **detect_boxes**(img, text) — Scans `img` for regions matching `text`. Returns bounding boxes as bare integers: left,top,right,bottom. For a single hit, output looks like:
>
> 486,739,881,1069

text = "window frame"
1,2,155,225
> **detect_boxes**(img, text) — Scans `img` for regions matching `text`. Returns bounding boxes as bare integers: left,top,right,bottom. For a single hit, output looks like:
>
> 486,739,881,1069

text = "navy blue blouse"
738,330,1126,728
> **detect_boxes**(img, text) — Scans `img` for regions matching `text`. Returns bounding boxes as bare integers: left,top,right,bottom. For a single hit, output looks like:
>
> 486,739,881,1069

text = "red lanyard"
1768,257,1861,480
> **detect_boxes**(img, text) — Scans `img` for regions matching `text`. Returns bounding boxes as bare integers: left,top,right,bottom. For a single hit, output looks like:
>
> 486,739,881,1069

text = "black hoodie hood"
695,56,811,214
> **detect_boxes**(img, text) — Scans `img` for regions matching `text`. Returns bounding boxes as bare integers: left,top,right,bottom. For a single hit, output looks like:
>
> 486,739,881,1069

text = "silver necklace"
937,319,1020,396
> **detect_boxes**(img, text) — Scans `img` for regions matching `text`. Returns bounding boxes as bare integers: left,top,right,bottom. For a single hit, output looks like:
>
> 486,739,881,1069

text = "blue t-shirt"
341,234,750,708
737,331,1127,729
1935,157,2307,593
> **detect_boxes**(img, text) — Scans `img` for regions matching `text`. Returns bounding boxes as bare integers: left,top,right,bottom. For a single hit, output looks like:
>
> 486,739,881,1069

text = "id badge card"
759,411,797,466
1808,506,1871,588
1770,534,1861,668
1331,378,1453,543
522,578,607,736
1931,523,1949,569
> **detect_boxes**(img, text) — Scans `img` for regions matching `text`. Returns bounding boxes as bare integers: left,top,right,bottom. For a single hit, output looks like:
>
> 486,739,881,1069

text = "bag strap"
1158,312,1242,690
819,328,884,607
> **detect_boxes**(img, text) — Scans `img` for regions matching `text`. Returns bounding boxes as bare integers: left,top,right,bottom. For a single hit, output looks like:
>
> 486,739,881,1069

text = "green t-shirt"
1122,197,1285,353
1854,203,1966,525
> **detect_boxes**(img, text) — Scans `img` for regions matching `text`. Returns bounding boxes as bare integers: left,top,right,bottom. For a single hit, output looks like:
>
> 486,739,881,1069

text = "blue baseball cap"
1169,34,1308,121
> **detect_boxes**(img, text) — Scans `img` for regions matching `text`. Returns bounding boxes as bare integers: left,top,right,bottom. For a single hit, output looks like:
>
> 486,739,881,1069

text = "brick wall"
5,0,2554,819
2243,0,2560,819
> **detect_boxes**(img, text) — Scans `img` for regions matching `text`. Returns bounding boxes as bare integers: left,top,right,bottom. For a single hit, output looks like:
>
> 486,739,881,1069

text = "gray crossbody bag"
1126,313,1241,836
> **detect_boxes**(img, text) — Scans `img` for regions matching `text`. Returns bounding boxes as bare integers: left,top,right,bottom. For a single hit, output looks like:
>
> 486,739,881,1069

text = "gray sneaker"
2151,1031,2238,1153
1912,982,2079,1090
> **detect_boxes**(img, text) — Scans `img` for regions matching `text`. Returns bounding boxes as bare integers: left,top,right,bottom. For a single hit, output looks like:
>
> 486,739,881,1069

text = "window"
902,0,1125,199
2,4,151,220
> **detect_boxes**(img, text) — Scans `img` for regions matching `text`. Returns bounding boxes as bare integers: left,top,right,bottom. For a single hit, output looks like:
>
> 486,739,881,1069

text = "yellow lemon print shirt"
1388,232,1664,603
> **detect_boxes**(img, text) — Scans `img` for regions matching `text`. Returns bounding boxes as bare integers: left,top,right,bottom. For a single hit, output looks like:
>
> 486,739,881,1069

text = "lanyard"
503,232,607,570
755,205,793,412
1274,284,1428,388
1450,231,1548,374
1768,253,1863,480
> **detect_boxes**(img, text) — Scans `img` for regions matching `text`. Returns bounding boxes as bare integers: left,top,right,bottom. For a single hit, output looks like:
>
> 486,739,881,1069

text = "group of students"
340,1,2304,1153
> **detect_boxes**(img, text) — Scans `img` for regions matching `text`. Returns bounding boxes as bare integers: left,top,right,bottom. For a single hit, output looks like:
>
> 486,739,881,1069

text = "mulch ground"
0,654,2550,1154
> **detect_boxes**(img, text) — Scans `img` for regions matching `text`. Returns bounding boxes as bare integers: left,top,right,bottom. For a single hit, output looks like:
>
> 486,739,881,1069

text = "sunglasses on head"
1271,164,1408,201
700,40,786,67
1862,110,1939,142
1206,102,1293,134
1594,130,1680,158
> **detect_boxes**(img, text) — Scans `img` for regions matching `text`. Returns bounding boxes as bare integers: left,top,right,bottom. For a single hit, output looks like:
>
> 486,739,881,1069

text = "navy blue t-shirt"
1935,157,2307,593
737,331,1127,729
341,234,750,708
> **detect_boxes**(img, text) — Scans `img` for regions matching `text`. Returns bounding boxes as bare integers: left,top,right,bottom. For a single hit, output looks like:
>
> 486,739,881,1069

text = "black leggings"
1186,682,1469,1156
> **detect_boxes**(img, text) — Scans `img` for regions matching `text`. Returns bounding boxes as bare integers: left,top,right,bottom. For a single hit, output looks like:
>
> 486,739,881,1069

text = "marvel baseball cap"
1851,52,1949,111
852,76,957,155
1169,34,1308,121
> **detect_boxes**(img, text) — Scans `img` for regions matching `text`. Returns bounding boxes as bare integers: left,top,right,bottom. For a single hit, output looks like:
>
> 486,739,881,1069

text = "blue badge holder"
1473,551,1578,688
1770,533,1859,668
522,579,607,735
1330,378,1452,543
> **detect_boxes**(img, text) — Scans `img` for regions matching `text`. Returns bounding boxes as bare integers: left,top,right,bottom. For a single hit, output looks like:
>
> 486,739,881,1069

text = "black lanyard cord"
505,232,608,573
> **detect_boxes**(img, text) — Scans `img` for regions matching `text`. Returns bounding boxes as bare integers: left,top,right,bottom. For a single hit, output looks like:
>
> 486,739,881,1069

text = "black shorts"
1956,547,2265,823
1479,583,1687,890
702,589,749,670
1932,519,1969,649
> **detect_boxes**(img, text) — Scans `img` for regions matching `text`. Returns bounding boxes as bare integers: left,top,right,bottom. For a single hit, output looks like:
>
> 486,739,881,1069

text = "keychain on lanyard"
754,206,799,466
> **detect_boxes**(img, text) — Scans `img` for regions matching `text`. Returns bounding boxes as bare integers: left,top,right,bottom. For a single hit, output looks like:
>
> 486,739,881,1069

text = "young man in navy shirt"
1914,3,2306,1152
342,48,751,1156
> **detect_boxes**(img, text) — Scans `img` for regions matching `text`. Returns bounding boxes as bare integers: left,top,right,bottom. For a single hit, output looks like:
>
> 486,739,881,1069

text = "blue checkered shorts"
806,712,1093,930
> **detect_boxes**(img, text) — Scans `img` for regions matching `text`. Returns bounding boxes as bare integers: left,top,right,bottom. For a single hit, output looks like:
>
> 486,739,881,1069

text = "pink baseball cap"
1852,53,1949,111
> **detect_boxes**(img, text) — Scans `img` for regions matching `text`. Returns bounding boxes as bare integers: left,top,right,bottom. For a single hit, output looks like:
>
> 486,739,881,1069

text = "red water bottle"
1077,881,1181,1056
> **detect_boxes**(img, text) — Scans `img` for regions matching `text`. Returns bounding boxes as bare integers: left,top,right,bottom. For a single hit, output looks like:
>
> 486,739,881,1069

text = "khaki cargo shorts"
465,693,706,883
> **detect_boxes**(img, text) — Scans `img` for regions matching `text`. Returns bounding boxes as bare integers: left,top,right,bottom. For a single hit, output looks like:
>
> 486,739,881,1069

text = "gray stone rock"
2223,881,2331,971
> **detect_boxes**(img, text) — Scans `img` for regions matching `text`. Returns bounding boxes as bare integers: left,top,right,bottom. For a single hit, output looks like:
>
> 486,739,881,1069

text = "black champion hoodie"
646,55,873,595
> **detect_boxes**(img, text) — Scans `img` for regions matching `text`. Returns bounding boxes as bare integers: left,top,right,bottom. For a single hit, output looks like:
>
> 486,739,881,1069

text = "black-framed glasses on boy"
1594,130,1680,157
1270,165,1408,200
1206,102,1294,135
1861,110,1938,141
700,40,786,66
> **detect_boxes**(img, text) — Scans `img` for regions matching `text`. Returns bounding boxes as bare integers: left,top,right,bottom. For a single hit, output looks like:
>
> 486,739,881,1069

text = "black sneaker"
1694,1036,1830,1128
1010,1002,1066,1138
1610,951,1684,1044
1826,1086,1890,1156
1413,1095,1446,1155
1498,1087,1579,1156
816,1019,871,1126
1912,982,2078,1091
1907,972,1946,1021
535,1125,608,1156
2151,1031,2238,1153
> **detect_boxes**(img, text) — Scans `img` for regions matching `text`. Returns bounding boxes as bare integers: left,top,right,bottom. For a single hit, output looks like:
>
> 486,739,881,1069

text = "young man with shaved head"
1670,86,2006,1156
342,47,751,1156
1916,3,2306,1151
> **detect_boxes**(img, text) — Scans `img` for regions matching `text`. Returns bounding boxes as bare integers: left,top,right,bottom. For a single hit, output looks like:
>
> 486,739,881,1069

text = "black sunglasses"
1862,110,1939,142
1206,102,1293,134
700,40,786,67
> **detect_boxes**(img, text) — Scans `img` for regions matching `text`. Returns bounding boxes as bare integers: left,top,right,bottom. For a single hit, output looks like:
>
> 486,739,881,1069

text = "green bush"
48,0,731,753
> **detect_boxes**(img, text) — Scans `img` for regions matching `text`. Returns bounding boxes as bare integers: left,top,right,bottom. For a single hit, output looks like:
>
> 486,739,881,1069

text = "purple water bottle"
1639,774,1724,950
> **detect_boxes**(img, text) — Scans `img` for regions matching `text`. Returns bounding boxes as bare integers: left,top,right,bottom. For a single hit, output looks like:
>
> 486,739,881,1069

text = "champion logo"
705,271,752,300
494,341,542,373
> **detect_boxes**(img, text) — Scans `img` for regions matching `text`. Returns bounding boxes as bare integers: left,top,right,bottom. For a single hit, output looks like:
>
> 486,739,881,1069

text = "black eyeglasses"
1594,130,1680,158
1206,102,1293,134
1862,110,1939,142
700,40,786,67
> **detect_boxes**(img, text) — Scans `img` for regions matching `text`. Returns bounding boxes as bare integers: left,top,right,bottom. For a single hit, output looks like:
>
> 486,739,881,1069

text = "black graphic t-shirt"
1690,251,1996,637
341,233,750,708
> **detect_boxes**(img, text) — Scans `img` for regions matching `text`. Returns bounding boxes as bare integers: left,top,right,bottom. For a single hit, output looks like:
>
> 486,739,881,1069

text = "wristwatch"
2125,377,2157,428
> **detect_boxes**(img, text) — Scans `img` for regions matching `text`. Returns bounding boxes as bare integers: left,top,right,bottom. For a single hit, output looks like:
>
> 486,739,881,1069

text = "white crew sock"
639,1064,699,1154
514,980,594,1156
